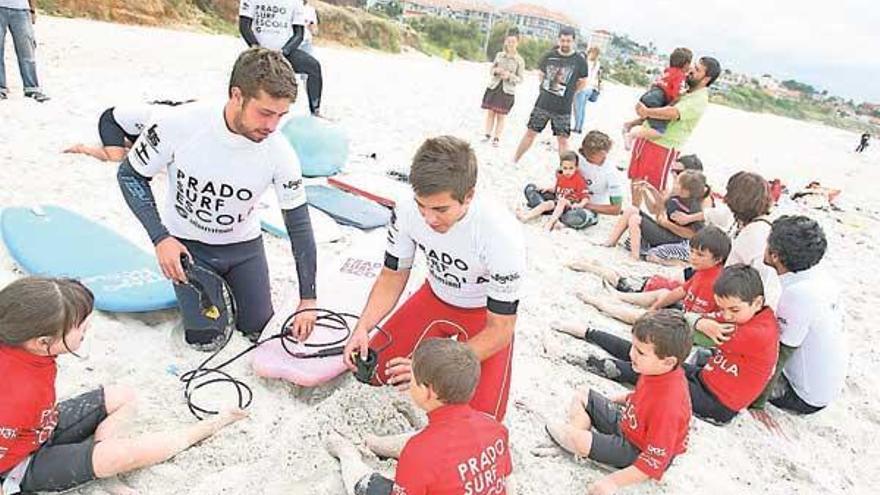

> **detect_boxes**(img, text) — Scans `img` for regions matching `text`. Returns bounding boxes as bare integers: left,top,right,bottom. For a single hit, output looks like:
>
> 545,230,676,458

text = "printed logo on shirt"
173,169,256,235
542,63,574,97
35,408,59,445
704,352,739,376
132,124,162,168
490,272,520,295
417,243,476,290
281,179,302,191
0,427,16,440
254,4,289,32
621,400,639,430
456,438,508,495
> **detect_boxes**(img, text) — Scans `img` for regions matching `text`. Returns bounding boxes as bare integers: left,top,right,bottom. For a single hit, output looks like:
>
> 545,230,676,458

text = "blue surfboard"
306,185,391,230
282,116,348,178
1,206,177,313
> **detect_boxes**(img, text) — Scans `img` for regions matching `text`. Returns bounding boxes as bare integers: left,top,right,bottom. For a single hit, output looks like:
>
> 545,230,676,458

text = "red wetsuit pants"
369,284,513,422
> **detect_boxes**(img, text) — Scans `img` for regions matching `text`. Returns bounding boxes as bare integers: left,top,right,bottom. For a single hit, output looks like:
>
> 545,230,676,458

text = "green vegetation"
483,21,552,69
369,0,403,20
710,85,877,133
606,58,651,88
406,16,483,61
517,38,553,70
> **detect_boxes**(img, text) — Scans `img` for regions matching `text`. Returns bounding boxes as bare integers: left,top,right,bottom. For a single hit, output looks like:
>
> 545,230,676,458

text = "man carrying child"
623,48,693,150
625,55,721,206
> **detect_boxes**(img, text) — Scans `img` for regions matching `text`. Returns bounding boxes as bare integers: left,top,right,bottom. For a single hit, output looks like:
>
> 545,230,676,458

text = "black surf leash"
176,257,390,420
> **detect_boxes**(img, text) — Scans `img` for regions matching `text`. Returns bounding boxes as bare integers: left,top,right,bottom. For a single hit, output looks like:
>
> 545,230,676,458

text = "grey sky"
494,0,880,103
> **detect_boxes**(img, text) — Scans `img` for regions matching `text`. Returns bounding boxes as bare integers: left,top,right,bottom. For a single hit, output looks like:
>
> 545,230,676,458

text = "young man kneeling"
327,339,513,495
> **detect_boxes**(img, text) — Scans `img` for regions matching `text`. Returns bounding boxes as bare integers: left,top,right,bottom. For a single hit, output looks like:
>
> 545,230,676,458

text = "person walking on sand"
513,27,589,164
481,28,525,147
0,0,49,102
855,132,870,153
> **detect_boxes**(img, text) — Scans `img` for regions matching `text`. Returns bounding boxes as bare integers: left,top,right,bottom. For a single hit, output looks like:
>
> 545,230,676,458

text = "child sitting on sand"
326,339,513,495
603,170,709,262
518,151,590,230
545,310,692,495
623,47,693,150
0,277,245,495
556,265,779,425
577,225,731,325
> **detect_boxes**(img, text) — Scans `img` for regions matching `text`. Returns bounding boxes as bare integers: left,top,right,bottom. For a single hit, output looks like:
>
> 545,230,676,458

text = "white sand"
2,16,880,494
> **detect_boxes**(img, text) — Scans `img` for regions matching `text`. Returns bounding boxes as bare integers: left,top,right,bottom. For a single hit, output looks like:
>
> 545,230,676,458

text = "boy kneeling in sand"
547,310,692,495
327,338,513,495
0,278,244,495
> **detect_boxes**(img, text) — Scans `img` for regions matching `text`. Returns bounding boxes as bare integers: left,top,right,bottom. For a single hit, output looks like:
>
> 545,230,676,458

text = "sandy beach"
1,16,879,494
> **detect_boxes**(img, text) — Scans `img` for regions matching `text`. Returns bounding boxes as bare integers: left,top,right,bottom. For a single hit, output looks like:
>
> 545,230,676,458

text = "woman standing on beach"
481,29,525,147
572,46,601,134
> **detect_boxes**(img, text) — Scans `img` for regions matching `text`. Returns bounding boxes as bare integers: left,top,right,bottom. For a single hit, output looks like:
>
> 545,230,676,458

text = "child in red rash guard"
545,311,692,495
573,225,731,326
696,265,780,415
0,278,244,495
577,265,780,426
518,150,590,230
623,47,693,150
326,339,513,495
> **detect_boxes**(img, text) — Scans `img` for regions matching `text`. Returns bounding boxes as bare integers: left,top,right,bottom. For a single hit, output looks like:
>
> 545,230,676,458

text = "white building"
499,3,579,41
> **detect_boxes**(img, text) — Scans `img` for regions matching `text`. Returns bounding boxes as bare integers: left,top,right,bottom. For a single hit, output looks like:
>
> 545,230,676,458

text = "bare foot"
566,259,596,272
63,144,84,154
576,291,601,307
545,421,588,457
551,322,588,339
515,209,529,222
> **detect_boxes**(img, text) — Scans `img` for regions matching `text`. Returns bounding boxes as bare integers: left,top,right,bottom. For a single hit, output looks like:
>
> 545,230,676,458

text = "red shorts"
628,137,679,191
644,275,682,292
369,284,513,421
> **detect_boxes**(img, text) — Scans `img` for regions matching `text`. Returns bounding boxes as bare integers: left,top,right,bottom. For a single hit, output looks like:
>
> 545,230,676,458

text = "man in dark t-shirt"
513,27,589,164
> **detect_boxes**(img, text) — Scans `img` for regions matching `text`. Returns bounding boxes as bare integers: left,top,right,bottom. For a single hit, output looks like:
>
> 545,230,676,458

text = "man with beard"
513,27,589,164
116,48,318,350
625,56,720,206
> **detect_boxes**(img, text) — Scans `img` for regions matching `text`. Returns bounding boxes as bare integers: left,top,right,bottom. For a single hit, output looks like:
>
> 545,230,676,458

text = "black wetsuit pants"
285,49,323,114
176,237,273,343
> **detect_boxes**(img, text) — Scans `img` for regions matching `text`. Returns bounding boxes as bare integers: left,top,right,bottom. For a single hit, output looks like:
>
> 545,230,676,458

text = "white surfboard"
258,192,343,244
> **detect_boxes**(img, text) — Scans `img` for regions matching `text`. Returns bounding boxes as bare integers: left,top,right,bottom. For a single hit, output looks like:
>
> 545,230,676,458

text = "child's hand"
670,211,689,225
384,357,413,392
588,477,618,495
697,319,735,345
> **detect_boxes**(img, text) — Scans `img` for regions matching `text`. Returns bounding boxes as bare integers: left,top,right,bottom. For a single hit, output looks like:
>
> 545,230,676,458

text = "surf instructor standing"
117,48,318,350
